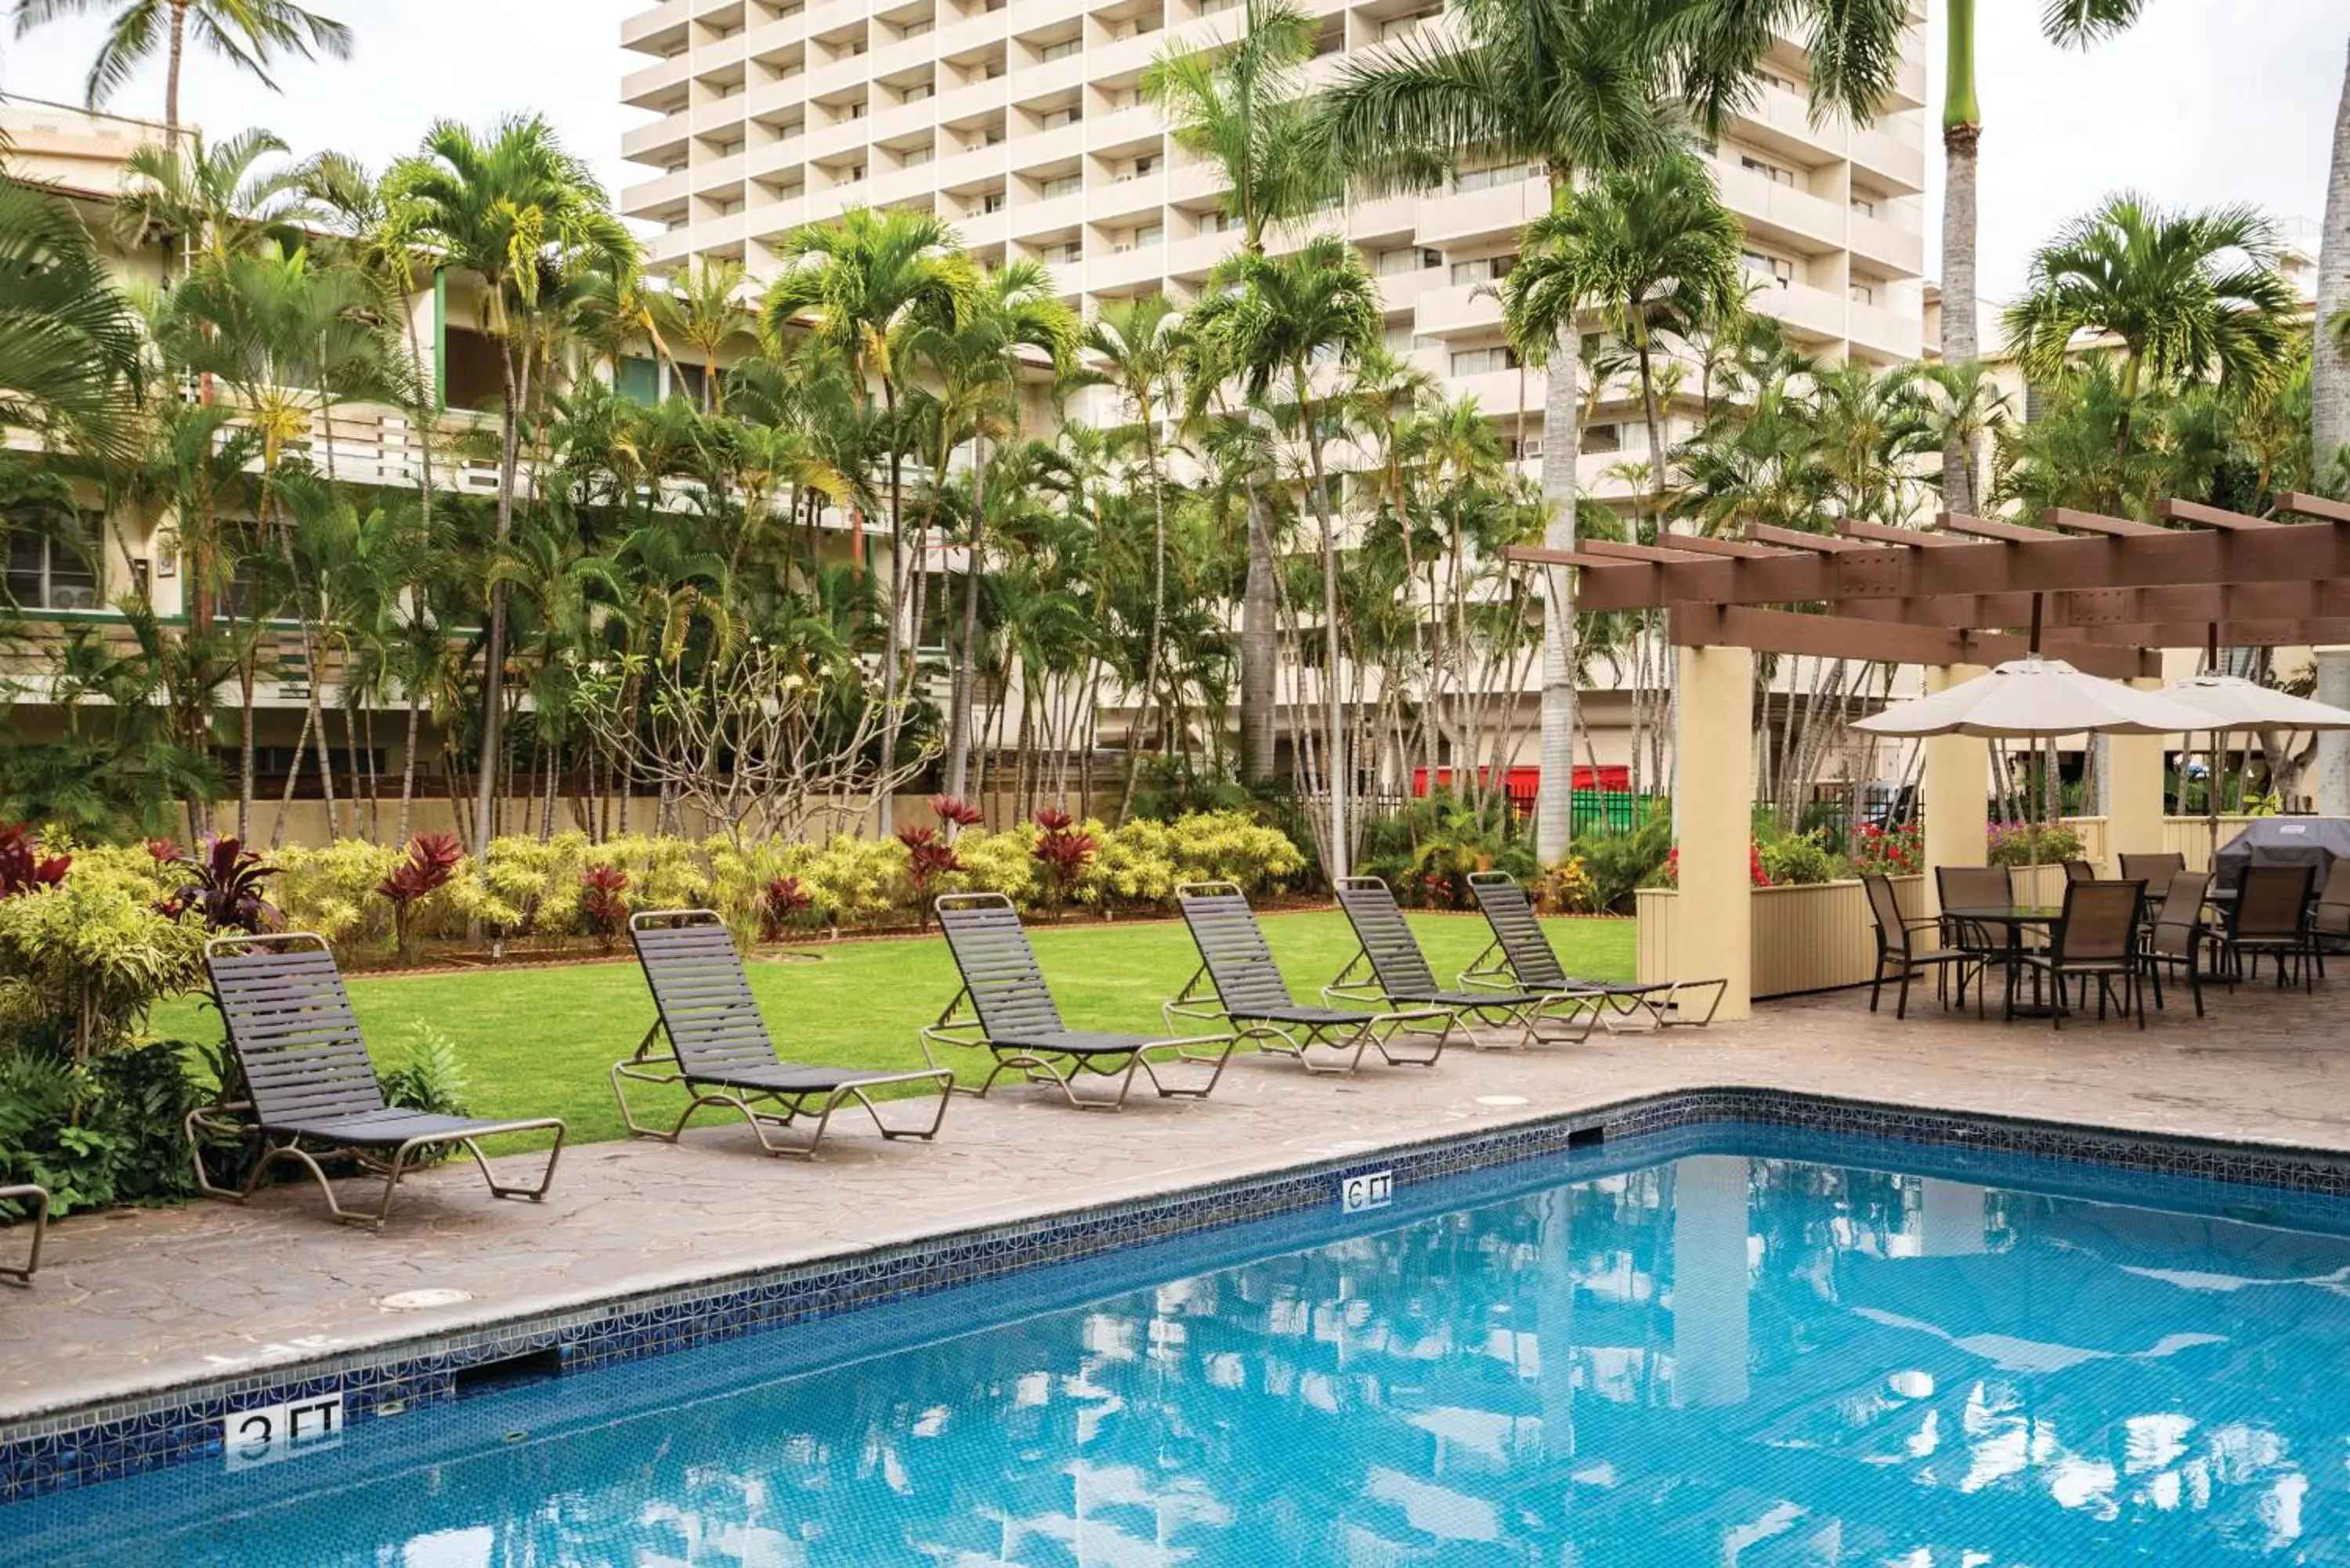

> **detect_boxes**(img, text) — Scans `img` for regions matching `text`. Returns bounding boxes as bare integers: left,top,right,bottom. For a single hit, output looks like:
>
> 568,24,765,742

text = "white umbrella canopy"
2158,674,2350,732
1853,658,2214,739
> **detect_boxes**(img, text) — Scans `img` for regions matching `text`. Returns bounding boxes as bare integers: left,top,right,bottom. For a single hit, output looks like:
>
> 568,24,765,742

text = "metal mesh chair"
1862,873,1977,1020
2062,858,2096,884
1167,882,1454,1067
927,893,1234,1109
2226,864,2317,991
2118,852,2186,888
193,934,566,1230
2010,879,2147,1029
0,1185,45,1284
619,910,953,1157
1935,865,2016,995
1326,876,1630,1046
1462,871,1722,1030
2140,870,2215,1017
2312,859,2350,975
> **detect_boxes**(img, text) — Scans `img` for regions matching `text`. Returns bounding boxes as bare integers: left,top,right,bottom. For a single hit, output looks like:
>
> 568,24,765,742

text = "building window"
901,81,934,103
1376,246,1440,276
6,517,99,609
1449,346,1517,376
1038,36,1080,62
1041,174,1082,198
1452,164,1529,193
981,190,1008,213
1579,424,1621,454
1849,280,1877,305
1039,106,1081,130
1742,250,1794,286
1041,240,1083,265
1448,254,1515,286
1850,193,1878,218
900,16,933,37
902,145,933,167
1739,154,1796,187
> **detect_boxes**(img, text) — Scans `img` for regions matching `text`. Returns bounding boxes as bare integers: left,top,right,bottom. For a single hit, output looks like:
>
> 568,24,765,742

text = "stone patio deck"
7,975,2350,1428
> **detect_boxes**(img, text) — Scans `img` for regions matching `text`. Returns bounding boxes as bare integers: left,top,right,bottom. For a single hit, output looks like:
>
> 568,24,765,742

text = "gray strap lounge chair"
1462,870,1717,1031
1325,876,1611,1049
1166,882,1451,1071
0,1184,45,1284
927,893,1235,1109
619,909,954,1158
193,933,566,1230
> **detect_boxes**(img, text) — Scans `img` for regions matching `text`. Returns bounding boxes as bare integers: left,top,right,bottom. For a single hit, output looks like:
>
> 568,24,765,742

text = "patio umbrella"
2159,674,2350,862
1854,657,2214,880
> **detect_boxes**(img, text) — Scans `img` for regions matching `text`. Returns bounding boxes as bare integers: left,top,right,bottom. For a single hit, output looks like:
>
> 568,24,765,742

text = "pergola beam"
1508,516,2350,620
1673,605,2153,678
1831,580,2350,634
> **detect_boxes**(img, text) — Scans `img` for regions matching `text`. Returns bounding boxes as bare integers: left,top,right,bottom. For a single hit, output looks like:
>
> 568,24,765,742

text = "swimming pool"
11,1122,2350,1566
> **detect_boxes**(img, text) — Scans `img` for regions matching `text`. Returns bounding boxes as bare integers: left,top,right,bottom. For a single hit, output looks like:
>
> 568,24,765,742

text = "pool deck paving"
8,974,2350,1427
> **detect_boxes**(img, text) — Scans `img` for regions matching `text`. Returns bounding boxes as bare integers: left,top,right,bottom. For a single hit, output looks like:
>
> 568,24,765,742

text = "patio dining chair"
1862,873,1977,1021
2139,870,2216,1017
618,909,954,1158
2062,858,2097,884
1935,865,2017,997
927,893,1235,1109
2311,859,2350,975
2117,852,2186,889
2225,864,2318,992
1461,870,1705,1031
2008,879,2147,1030
0,1184,45,1284
194,934,567,1230
1167,882,1455,1067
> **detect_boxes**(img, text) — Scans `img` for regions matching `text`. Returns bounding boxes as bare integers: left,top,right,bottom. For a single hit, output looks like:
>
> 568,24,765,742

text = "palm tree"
14,0,352,129
763,206,973,823
655,256,755,412
1323,0,1910,859
1141,0,1336,786
1191,235,1381,876
1941,0,2145,510
1909,359,2012,517
0,177,143,466
384,115,635,858
2315,43,2350,498
2004,194,2300,458
1502,152,1743,541
1084,293,1187,819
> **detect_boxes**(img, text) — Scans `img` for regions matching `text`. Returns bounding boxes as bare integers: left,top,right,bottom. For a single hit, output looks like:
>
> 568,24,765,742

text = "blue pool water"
14,1125,2350,1566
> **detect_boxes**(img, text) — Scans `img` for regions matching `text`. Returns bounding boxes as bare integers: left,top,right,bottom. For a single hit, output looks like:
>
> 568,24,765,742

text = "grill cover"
2211,818,2350,892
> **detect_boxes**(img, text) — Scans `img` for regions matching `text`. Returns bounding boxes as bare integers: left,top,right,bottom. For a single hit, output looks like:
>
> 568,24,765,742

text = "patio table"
1943,906,2064,1017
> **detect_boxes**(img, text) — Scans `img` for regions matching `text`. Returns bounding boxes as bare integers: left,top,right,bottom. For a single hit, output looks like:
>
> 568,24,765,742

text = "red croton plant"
374,833,463,963
0,822,69,898
1030,808,1097,916
580,864,631,952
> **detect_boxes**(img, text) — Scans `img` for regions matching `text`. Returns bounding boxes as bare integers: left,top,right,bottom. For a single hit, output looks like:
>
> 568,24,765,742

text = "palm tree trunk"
945,430,987,800
2316,38,2350,487
1940,0,1982,514
1118,417,1168,824
1240,482,1278,782
1297,380,1350,880
396,680,422,846
164,0,187,129
877,380,906,830
237,658,256,843
272,703,313,853
1535,315,1583,861
473,341,522,860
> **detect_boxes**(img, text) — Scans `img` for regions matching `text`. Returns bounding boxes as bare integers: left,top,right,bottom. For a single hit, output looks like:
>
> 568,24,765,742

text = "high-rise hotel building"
617,0,1930,505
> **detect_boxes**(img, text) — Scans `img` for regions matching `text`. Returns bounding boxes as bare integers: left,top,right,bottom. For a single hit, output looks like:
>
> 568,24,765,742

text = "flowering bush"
1533,855,1601,914
1657,843,1773,889
1755,830,1839,887
1985,820,2084,867
1849,818,1922,877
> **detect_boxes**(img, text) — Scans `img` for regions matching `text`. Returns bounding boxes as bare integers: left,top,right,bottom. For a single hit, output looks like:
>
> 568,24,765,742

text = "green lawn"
152,910,1634,1147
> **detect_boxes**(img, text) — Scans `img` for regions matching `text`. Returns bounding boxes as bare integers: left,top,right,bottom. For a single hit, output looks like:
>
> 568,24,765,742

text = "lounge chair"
193,933,566,1230
0,1184,45,1284
1462,870,1717,1031
927,893,1235,1109
1325,876,1614,1048
618,909,953,1158
1166,881,1452,1071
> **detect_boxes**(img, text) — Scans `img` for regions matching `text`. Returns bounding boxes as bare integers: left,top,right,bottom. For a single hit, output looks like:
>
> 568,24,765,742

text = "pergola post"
2319,649,2350,815
1672,641,1752,1021
1922,664,1989,914
2103,677,2168,865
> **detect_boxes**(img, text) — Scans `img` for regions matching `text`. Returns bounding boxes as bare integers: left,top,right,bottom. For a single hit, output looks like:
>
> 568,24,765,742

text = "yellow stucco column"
1922,663,1989,916
2104,677,2167,869
1672,641,1752,1021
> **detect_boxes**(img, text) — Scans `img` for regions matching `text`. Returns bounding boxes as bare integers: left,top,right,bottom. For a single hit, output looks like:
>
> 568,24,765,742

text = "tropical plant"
579,863,629,951
0,822,70,897
15,0,352,128
374,831,461,962
1029,806,1097,914
168,833,279,933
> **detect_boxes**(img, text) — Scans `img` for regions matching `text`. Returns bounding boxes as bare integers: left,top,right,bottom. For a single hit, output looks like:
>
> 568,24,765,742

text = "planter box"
1636,875,1925,999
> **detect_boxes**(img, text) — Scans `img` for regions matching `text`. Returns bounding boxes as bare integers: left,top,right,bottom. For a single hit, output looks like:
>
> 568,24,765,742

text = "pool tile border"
11,1084,2350,1501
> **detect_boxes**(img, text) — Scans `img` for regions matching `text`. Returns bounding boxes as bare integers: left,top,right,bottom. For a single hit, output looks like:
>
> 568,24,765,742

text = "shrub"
760,876,814,941
0,1040,204,1216
1985,820,2084,867
1756,829,1842,887
374,833,462,962
897,826,961,923
1534,855,1600,914
1657,843,1773,889
0,822,70,896
1849,818,1922,877
1574,810,1674,912
1031,808,1097,913
0,870,207,1062
168,836,280,934
580,864,631,951
949,826,1044,909
931,794,983,832
380,1023,471,1118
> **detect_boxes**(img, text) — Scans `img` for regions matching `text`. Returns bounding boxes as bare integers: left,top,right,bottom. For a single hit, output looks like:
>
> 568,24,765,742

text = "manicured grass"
150,910,1634,1147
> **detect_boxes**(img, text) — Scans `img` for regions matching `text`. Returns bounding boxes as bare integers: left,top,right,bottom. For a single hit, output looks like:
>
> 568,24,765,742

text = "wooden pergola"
1502,493,2350,1018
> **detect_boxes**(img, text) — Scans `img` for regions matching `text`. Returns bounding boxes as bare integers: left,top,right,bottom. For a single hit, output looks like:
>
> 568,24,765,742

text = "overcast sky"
2,0,2341,303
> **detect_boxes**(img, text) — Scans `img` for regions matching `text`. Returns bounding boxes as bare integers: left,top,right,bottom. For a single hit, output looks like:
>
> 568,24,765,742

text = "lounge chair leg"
0,1186,45,1284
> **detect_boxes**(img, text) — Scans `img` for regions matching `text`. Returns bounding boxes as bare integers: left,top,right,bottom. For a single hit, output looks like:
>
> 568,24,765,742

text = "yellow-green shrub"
273,840,403,948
